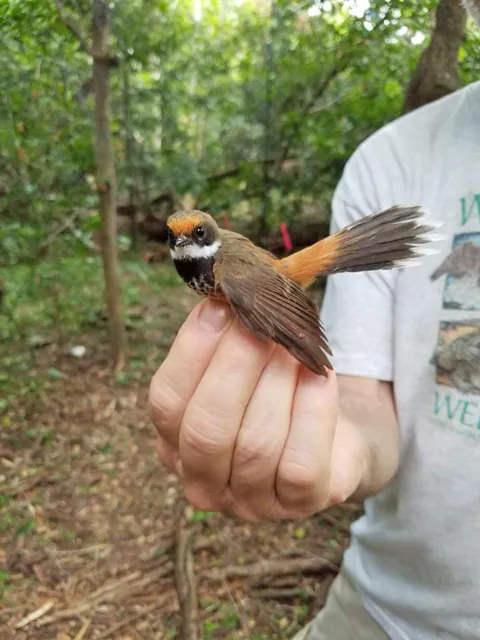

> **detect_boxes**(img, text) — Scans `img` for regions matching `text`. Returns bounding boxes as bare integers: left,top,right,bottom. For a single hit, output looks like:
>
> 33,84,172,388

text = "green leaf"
47,367,63,379
294,526,307,540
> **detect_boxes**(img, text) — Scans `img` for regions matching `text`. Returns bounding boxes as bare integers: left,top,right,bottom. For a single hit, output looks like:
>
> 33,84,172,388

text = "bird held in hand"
167,206,439,376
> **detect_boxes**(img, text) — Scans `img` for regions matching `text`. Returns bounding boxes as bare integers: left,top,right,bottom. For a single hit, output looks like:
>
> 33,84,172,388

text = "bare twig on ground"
204,554,341,584
305,574,336,624
250,587,314,600
73,618,91,640
175,505,201,640
54,543,111,557
14,599,56,629
36,562,173,627
81,570,143,602
320,511,352,533
223,578,252,638
95,602,162,640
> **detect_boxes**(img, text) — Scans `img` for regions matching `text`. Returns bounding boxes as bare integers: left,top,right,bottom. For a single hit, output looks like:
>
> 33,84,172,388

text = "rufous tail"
277,205,440,288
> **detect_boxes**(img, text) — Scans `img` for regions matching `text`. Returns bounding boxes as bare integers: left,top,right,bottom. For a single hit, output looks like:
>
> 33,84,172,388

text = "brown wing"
215,261,332,376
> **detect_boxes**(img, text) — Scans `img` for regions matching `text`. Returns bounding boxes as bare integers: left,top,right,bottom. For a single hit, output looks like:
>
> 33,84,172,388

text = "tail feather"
278,205,440,287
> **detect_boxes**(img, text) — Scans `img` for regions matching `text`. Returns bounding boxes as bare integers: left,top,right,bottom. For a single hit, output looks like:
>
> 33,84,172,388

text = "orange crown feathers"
167,211,204,236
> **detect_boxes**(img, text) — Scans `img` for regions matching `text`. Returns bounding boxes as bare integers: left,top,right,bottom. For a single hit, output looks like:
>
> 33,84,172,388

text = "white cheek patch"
170,239,222,261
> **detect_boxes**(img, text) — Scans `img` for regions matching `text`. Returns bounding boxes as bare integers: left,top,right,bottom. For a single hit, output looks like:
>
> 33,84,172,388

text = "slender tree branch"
276,6,394,170
39,209,84,248
206,155,299,185
54,0,92,55
54,0,119,66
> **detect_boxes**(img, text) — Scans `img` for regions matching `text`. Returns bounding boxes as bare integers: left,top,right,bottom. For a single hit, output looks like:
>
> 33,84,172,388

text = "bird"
431,328,480,395
166,206,438,376
430,240,480,286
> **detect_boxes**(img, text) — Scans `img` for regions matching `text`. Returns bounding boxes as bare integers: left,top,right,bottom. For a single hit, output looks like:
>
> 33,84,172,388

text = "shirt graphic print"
431,192,480,436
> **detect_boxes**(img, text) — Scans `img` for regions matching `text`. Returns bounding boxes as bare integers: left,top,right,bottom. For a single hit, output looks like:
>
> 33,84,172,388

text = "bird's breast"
173,256,218,297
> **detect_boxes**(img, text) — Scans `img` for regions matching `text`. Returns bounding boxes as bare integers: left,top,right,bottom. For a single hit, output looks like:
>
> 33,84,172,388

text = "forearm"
337,375,400,502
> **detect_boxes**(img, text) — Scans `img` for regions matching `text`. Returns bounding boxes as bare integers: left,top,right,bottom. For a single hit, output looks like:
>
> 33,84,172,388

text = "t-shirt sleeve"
321,138,403,382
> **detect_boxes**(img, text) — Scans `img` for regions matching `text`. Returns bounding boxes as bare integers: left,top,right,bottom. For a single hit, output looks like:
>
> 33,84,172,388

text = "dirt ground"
0,268,359,639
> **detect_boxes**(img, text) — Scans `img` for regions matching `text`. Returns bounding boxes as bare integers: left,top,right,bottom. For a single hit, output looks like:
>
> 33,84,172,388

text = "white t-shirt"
321,81,480,640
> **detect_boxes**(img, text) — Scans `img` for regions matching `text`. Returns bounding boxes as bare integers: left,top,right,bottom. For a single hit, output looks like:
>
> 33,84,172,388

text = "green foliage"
189,509,216,522
0,0,478,255
203,602,241,637
0,1,98,265
1,0,477,380
0,570,11,602
0,507,36,537
0,255,182,412
0,257,104,341
0,255,177,340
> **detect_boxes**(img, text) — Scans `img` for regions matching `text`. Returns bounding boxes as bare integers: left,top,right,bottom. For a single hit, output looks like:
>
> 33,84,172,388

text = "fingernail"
198,300,231,333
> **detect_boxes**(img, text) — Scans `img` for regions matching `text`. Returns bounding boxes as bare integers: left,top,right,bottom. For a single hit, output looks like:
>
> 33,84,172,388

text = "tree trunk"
402,0,467,113
92,0,127,371
259,0,276,240
122,60,139,248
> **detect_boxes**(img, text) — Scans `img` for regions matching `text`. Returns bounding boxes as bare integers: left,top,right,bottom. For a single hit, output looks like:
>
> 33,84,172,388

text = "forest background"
0,1,478,638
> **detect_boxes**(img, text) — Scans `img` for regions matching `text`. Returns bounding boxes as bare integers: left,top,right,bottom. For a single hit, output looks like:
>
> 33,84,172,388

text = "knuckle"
181,406,231,456
231,440,277,490
148,376,182,430
181,424,217,456
277,452,320,495
234,438,271,469
278,463,318,495
181,421,224,457
327,480,350,507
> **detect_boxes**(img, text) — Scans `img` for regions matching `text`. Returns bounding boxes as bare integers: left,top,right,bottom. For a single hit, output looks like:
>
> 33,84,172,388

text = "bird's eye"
195,225,205,239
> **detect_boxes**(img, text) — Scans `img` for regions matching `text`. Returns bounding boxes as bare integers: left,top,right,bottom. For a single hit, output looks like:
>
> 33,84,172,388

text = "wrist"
327,415,370,506
350,418,400,502
334,376,400,503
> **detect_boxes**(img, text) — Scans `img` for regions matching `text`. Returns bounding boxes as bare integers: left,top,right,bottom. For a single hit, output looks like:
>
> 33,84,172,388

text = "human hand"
148,299,367,521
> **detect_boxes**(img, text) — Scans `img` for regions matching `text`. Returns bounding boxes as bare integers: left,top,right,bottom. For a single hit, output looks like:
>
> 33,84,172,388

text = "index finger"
148,299,232,449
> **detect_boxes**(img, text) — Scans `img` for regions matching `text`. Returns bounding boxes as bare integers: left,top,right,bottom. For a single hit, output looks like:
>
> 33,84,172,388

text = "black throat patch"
173,257,216,296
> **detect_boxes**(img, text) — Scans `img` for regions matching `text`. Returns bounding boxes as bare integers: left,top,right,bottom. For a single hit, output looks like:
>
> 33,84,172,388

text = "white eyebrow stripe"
170,239,222,260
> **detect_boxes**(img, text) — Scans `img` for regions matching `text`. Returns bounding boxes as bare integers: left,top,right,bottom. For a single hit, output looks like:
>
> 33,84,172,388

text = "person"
148,3,480,637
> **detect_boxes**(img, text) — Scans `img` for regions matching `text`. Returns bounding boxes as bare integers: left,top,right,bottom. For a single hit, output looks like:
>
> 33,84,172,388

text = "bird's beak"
175,235,192,247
